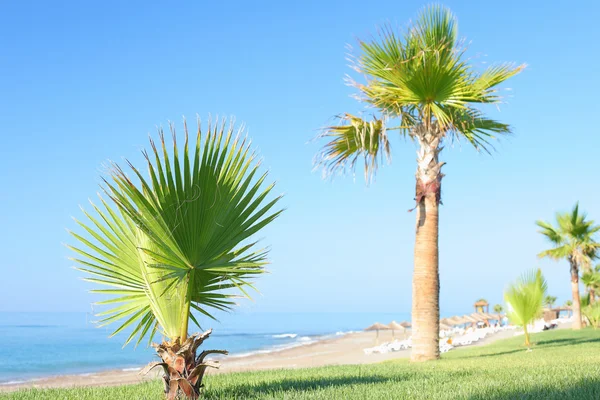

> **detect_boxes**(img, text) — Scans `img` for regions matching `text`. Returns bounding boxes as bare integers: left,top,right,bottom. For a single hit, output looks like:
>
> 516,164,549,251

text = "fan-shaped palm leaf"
69,117,283,346
315,113,391,183
504,268,547,349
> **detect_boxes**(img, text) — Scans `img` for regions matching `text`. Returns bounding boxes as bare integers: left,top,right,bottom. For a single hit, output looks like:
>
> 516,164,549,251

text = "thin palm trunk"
570,257,583,330
590,288,596,305
411,127,443,362
523,324,531,350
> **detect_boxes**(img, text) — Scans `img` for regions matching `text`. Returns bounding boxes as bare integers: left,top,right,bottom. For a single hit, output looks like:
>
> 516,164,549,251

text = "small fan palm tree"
314,5,523,361
543,295,557,309
581,265,600,305
69,118,283,399
537,203,600,329
504,269,548,350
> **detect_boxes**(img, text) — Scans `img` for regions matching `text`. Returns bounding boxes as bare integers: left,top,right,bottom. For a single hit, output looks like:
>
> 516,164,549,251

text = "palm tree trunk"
570,257,583,330
590,288,596,305
411,126,444,362
523,324,531,350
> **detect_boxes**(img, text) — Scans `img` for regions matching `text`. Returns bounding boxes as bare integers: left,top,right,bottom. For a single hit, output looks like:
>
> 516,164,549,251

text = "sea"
0,311,411,385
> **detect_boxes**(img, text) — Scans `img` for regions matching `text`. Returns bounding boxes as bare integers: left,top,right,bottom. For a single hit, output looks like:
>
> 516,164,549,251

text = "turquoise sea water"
0,311,411,384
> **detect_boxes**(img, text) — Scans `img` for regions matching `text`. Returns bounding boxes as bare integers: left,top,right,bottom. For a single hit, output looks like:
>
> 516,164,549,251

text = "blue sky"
1,0,599,317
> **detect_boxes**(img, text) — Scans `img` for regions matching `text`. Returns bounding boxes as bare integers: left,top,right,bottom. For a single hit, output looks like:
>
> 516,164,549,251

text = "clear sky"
1,0,599,316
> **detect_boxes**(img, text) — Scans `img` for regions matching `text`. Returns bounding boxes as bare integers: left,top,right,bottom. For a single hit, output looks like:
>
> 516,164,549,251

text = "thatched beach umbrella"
483,313,498,321
439,322,452,331
461,315,478,327
365,322,390,339
450,316,467,325
399,321,411,328
470,313,491,326
462,315,478,323
470,313,486,322
387,321,405,338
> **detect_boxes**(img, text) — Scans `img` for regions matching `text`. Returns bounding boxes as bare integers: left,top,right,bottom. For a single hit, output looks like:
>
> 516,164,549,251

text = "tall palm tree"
315,6,523,361
493,304,504,324
537,204,600,330
543,295,557,309
69,118,282,399
581,265,600,305
504,269,547,350
564,299,573,317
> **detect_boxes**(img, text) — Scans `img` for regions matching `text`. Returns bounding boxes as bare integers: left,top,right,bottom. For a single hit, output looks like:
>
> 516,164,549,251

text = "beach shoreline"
0,328,520,393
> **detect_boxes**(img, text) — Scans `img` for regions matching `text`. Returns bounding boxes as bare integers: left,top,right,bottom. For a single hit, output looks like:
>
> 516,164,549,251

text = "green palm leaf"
69,117,282,345
316,113,392,183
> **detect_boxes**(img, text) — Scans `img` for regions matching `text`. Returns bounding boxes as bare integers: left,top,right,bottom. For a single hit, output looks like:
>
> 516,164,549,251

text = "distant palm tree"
581,265,600,305
315,5,523,362
564,300,573,317
505,269,548,350
544,295,557,309
537,203,600,329
493,304,504,324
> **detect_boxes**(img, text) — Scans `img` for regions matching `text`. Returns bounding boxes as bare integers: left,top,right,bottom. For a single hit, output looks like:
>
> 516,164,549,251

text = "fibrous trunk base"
141,329,228,399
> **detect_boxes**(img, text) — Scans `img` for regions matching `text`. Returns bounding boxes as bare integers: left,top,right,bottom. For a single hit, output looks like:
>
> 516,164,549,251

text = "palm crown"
581,265,600,286
69,118,283,347
543,295,557,308
536,203,600,268
317,5,524,181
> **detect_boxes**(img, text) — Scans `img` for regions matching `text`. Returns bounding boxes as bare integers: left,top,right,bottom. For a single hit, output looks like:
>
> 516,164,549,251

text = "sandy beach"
0,328,519,393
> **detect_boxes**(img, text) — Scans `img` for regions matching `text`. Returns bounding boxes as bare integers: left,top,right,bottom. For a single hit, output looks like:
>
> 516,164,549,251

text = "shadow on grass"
454,348,525,359
456,336,600,360
205,374,394,398
469,379,600,400
206,368,480,399
534,337,600,348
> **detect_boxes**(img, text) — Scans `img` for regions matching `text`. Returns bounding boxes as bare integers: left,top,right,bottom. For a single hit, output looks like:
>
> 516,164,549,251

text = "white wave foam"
122,367,141,372
229,335,320,359
0,380,26,385
272,333,297,339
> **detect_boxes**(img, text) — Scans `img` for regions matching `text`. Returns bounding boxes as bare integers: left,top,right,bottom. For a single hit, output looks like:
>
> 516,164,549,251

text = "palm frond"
315,113,392,183
70,117,282,345
446,107,511,153
470,63,526,103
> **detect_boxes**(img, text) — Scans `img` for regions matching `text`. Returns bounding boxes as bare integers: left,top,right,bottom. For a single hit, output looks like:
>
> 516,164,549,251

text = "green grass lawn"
4,328,600,399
